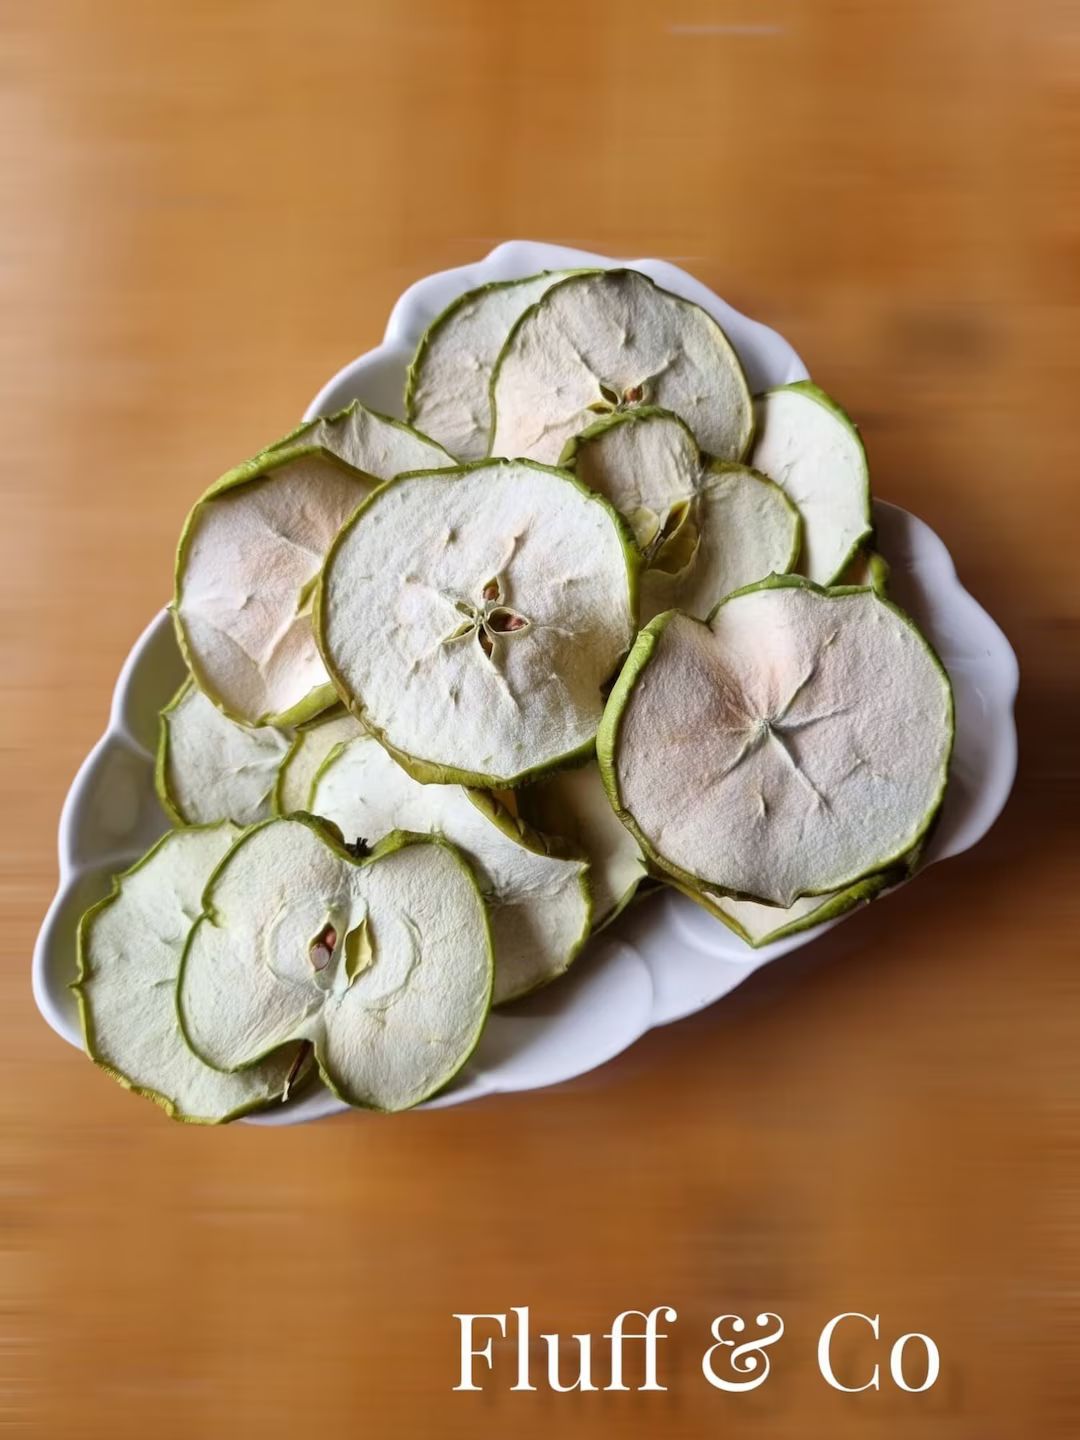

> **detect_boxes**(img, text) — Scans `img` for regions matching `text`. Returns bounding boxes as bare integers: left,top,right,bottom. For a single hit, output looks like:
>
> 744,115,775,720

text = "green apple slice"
516,762,646,930
598,574,953,907
156,680,289,826
273,706,364,815
178,818,493,1111
174,444,373,728
316,458,639,788
406,272,578,461
310,732,590,1004
560,407,701,546
750,382,873,585
74,824,306,1123
680,870,896,947
562,408,800,621
267,398,452,475
490,269,753,466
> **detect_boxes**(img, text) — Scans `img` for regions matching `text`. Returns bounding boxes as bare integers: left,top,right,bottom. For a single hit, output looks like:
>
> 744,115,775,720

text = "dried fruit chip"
273,706,364,816
74,824,306,1122
599,575,953,907
680,869,900,947
406,272,580,460
266,398,452,476
174,444,372,727
516,762,646,930
178,818,493,1111
311,732,590,1003
156,680,288,826
490,269,752,465
316,459,639,788
562,408,800,620
750,382,873,585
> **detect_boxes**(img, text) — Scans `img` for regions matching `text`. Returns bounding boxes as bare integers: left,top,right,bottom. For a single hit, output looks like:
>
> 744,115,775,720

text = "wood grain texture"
2,1,1076,1434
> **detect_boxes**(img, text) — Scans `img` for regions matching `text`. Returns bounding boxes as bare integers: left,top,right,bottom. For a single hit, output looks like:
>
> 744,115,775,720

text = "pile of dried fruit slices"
71,266,954,1123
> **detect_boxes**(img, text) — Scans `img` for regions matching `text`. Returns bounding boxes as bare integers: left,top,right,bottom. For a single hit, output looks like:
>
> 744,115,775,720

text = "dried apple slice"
562,408,800,621
680,870,898,947
156,680,289,826
174,444,373,728
74,824,306,1123
316,459,639,788
598,575,953,907
310,732,590,1003
177,818,493,1111
273,707,364,815
406,272,579,460
267,398,452,475
750,382,873,585
490,269,753,465
517,762,646,930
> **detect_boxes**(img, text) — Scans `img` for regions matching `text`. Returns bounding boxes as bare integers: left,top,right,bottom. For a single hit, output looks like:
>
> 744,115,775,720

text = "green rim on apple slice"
156,680,289,826
750,381,873,585
838,546,890,594
266,398,452,476
174,444,374,729
490,269,753,466
562,408,800,621
273,707,363,816
680,869,899,947
598,574,953,907
406,272,581,461
310,732,590,1004
74,824,308,1123
315,458,639,789
516,762,646,930
177,818,493,1112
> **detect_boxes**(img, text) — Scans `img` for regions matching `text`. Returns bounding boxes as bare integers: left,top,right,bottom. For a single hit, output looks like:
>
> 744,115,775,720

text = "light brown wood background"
2,0,1076,1435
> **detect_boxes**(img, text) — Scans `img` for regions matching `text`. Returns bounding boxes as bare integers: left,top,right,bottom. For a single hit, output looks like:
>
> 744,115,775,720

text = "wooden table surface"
3,2,1076,1435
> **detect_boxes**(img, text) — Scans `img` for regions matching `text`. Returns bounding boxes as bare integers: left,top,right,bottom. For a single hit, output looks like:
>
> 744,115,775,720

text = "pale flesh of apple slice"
490,269,753,466
316,459,639,788
177,818,493,1111
599,575,953,907
267,399,452,476
563,408,800,622
516,761,646,930
310,732,590,1004
273,707,364,815
156,680,289,826
750,382,873,586
74,824,306,1123
406,272,576,461
174,444,373,728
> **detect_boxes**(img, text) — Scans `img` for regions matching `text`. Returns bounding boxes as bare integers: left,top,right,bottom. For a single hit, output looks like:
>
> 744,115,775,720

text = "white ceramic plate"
33,242,1019,1125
